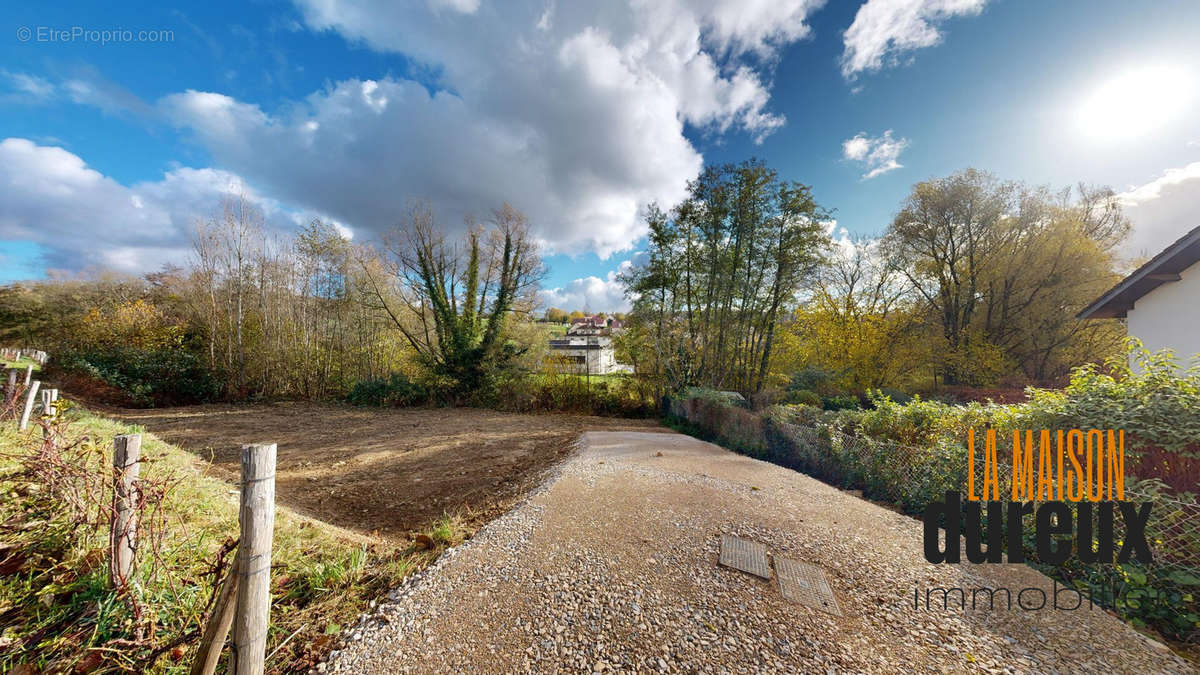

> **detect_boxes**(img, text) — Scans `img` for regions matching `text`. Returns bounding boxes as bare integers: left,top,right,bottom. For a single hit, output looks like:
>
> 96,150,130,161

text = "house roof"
1078,224,1200,319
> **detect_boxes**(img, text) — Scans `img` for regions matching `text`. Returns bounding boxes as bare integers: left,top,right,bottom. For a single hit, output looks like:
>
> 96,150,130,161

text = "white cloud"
0,138,328,274
3,71,55,100
61,76,153,117
538,261,634,313
822,219,859,259
2,67,154,117
841,129,909,179
841,136,871,161
10,1,823,274
841,0,987,79
1116,161,1200,258
430,0,480,14
153,0,821,257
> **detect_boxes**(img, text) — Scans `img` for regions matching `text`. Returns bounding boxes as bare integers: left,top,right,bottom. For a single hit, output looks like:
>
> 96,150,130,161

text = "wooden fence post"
230,443,276,675
39,389,57,447
23,364,33,386
190,553,241,675
18,380,40,431
110,434,142,590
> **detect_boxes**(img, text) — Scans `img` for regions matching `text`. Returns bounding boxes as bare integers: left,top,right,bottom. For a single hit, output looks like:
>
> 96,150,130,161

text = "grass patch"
428,513,471,548
1,357,40,372
0,403,468,673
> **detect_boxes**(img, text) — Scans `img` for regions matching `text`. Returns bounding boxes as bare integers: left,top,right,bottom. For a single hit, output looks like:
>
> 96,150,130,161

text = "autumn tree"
884,170,1128,385
779,238,925,391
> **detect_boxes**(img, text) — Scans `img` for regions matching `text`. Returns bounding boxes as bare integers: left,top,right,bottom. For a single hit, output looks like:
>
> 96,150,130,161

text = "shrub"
749,388,783,410
773,402,827,427
58,346,221,407
787,366,838,396
821,394,861,411
346,373,428,407
782,388,821,406
666,395,766,456
682,387,750,408
494,374,655,417
1016,341,1200,493
874,387,913,405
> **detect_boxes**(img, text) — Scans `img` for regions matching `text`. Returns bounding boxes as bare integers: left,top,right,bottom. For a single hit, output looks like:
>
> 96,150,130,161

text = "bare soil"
109,402,668,540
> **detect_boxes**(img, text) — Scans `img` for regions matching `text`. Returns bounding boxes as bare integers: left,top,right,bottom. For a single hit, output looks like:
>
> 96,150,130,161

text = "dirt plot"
112,402,668,539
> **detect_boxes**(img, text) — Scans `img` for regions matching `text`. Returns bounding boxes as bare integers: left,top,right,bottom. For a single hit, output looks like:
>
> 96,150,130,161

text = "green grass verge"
0,403,462,673
1,357,41,372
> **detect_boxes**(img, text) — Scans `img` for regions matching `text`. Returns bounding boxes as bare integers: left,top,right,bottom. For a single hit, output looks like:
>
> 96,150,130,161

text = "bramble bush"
820,394,862,411
494,373,656,417
58,346,222,407
346,373,428,407
1018,341,1200,494
781,388,820,407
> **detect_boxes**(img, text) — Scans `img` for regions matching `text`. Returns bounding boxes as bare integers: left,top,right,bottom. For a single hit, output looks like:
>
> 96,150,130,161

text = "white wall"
1126,260,1200,369
550,343,623,374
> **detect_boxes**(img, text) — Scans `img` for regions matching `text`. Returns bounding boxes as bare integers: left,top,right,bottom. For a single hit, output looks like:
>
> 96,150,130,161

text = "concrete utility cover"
718,534,770,579
775,557,840,615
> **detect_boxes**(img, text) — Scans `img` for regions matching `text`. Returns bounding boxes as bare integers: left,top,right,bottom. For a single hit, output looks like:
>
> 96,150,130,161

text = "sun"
1077,65,1194,141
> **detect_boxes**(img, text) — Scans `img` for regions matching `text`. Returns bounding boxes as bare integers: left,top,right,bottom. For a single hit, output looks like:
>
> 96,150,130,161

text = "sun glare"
1077,65,1194,140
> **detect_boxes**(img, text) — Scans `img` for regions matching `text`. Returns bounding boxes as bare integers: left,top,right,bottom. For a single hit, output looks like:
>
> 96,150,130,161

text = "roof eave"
1077,225,1200,321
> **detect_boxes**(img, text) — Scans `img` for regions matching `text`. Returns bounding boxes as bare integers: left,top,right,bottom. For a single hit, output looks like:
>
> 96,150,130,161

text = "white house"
548,336,630,375
1078,224,1200,369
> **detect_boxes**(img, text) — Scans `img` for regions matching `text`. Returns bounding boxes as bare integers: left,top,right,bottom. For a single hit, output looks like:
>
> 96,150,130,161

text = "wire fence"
666,395,1200,643
772,420,1199,569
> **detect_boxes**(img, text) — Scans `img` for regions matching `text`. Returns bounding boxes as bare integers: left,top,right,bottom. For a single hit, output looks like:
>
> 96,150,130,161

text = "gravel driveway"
326,431,1193,673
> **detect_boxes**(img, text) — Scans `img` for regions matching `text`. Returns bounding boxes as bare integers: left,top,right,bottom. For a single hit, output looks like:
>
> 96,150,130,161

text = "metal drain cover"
775,557,840,615
718,535,770,579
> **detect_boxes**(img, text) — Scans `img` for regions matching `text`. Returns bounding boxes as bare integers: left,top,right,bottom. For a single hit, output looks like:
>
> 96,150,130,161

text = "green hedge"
58,346,221,407
346,373,428,407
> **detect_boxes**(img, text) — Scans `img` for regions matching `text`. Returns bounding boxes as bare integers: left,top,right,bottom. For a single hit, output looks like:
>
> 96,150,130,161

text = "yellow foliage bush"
75,299,182,350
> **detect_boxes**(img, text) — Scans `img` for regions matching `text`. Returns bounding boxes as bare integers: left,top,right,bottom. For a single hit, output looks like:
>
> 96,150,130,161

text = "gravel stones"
324,431,1194,674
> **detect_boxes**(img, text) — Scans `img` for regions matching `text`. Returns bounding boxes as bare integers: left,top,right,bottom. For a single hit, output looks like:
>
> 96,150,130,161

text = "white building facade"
1126,261,1200,364
1079,225,1200,370
547,336,629,375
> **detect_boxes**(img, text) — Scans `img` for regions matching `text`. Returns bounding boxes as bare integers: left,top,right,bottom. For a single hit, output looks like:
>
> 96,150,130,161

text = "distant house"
566,315,624,337
549,315,630,374
1078,224,1200,368
547,335,630,375
567,320,606,336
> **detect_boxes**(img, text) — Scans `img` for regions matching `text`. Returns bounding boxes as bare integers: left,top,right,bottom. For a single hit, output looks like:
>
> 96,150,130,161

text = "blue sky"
3,1,1200,311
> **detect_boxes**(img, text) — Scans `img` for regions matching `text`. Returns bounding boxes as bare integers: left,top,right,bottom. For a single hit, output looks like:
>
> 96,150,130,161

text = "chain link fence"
666,394,1200,643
